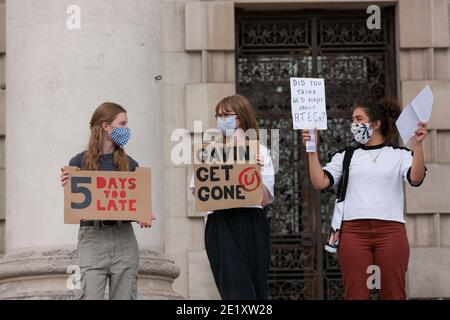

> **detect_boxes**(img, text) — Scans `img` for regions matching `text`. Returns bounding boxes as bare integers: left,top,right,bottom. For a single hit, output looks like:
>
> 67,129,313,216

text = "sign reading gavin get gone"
192,141,263,212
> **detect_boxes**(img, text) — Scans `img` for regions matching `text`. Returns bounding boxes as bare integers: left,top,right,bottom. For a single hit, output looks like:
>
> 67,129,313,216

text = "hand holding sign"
302,129,318,153
60,166,78,187
306,129,316,152
255,153,264,167
290,78,327,153
137,213,156,228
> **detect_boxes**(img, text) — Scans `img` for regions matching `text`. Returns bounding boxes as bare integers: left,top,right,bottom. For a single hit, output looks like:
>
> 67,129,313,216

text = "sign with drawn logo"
192,141,263,212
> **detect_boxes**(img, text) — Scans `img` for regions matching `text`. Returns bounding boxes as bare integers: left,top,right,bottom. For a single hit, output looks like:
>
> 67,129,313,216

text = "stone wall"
164,0,450,299
1,0,449,299
399,0,450,300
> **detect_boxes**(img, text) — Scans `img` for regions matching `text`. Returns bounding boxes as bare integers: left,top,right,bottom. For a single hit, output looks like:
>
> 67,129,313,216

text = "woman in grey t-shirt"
60,102,153,300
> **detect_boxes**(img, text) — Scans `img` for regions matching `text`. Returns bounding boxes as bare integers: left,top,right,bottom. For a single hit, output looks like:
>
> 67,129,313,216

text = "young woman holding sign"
302,99,427,300
190,94,275,300
60,102,154,300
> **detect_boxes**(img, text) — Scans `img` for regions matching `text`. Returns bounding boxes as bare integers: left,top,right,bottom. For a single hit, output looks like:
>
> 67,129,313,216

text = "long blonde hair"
83,102,130,171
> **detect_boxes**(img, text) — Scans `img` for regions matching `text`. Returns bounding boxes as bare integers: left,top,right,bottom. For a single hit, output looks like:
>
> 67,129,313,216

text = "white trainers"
324,241,339,254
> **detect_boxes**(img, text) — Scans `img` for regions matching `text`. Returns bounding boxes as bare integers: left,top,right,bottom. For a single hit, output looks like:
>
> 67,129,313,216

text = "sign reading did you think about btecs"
290,77,327,130
193,141,263,212
64,167,152,224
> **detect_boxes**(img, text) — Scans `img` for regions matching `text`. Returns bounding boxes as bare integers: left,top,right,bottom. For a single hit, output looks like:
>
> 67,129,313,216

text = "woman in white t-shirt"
189,94,275,300
302,99,427,300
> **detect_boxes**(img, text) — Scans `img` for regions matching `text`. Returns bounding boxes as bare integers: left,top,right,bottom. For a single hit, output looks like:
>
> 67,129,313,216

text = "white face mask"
351,123,373,144
216,116,237,137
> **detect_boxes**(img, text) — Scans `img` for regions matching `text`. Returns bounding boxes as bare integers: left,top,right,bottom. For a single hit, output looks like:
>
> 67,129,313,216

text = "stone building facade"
0,0,449,299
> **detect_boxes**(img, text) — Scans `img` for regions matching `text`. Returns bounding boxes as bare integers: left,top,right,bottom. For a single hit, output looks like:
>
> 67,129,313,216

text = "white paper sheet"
396,85,433,144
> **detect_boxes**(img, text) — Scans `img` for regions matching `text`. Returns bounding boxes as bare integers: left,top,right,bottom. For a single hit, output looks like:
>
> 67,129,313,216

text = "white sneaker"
324,240,339,254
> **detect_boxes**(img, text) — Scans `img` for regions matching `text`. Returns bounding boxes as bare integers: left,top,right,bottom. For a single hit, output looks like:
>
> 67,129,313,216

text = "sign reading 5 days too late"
64,167,152,224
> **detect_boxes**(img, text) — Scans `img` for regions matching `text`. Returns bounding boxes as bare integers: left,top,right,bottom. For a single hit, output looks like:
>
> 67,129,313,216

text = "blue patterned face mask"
111,127,131,146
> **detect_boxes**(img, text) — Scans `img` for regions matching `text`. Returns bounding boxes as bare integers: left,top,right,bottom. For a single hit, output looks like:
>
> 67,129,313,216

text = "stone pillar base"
0,247,182,300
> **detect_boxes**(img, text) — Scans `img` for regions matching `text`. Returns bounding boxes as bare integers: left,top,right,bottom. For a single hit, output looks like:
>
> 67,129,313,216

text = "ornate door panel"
236,8,396,299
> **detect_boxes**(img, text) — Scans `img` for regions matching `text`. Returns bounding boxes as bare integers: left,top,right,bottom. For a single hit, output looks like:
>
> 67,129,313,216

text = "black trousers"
205,207,271,300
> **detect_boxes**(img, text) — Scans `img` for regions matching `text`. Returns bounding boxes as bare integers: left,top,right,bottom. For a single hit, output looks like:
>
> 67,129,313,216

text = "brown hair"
83,102,130,171
354,98,402,143
215,94,259,139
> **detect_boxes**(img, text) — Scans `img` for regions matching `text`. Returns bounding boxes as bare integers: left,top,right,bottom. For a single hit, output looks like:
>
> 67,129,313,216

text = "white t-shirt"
323,144,425,224
189,144,275,213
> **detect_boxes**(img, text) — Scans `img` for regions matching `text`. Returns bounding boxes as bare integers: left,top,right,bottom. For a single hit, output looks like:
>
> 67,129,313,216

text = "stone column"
0,0,180,299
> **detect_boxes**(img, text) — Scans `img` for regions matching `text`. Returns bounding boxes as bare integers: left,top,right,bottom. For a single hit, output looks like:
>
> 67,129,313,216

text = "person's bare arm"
410,122,427,185
301,129,330,190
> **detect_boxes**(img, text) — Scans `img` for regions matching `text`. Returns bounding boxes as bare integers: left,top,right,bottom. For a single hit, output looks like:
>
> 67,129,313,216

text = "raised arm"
410,121,427,185
302,129,331,190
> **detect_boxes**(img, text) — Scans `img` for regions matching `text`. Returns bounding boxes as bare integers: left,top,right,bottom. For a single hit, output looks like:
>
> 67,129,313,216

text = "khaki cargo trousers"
75,222,139,300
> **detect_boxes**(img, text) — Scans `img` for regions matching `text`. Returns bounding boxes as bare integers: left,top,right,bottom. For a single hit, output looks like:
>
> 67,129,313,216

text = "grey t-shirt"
69,151,139,171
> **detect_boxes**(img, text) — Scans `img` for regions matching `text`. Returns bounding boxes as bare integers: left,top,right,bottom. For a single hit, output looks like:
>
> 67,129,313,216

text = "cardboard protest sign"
192,141,263,212
64,167,152,224
290,77,327,130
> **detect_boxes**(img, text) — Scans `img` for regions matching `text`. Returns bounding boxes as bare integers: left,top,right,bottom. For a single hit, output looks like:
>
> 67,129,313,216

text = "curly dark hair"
353,98,402,143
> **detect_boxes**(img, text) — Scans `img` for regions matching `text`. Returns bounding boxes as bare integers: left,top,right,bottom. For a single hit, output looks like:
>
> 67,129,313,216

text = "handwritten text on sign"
64,167,152,224
290,78,327,130
193,142,263,212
